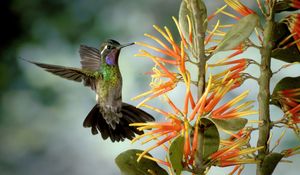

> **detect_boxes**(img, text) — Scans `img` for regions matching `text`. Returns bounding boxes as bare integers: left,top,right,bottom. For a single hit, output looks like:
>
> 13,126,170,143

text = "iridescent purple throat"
105,50,120,66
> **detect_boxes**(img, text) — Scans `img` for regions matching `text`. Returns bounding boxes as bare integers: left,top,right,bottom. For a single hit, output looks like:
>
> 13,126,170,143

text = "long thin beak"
118,42,135,49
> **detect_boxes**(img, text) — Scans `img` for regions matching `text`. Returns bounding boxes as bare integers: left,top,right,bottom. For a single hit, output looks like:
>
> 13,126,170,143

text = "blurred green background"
0,0,299,174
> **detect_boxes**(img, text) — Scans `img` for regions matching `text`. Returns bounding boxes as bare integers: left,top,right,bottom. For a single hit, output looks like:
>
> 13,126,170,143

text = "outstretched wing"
79,45,101,71
26,60,97,90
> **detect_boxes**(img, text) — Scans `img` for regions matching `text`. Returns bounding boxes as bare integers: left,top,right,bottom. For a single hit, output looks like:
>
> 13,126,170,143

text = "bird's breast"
96,66,122,108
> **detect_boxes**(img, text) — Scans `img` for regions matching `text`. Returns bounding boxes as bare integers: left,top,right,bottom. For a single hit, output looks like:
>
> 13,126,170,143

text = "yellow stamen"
131,89,155,101
187,15,193,44
208,5,228,21
153,25,179,54
135,42,163,53
164,26,178,52
172,16,188,46
142,104,171,116
283,38,300,49
205,20,220,45
138,153,169,166
248,120,262,124
131,131,157,143
267,132,273,145
221,10,239,20
142,131,170,144
238,146,264,156
279,33,297,47
213,90,249,115
144,33,170,51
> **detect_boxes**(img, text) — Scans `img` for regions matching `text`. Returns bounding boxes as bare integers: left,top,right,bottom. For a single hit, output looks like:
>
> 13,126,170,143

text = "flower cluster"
210,128,262,167
131,8,258,172
224,0,255,18
208,58,250,92
273,88,300,132
290,0,300,9
127,0,300,174
284,14,300,51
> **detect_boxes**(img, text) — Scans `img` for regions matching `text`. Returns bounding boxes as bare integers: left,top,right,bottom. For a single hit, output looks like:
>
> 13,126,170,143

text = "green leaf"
179,0,207,41
271,76,300,107
214,14,259,52
272,22,300,63
212,118,248,131
169,135,184,175
179,0,190,41
274,1,299,13
115,149,168,175
261,153,284,175
200,118,220,159
273,76,300,92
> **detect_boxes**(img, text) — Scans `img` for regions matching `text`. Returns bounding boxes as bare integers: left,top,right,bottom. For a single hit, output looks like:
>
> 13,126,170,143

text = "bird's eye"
107,45,112,50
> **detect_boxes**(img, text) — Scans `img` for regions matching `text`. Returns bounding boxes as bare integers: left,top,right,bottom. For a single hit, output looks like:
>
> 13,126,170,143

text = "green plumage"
25,39,155,142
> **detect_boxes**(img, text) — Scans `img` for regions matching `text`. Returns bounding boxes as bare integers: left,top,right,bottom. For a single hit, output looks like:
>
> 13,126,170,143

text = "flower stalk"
189,0,207,173
256,1,276,175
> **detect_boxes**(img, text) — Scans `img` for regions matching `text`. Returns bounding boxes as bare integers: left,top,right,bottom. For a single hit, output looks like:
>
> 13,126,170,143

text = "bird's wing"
79,45,101,71
26,60,98,90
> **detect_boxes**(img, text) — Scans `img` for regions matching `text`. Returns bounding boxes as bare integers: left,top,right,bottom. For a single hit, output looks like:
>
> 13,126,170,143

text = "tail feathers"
83,103,155,142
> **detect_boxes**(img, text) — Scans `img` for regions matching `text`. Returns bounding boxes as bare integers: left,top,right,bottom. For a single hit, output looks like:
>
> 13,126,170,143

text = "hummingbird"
25,39,155,142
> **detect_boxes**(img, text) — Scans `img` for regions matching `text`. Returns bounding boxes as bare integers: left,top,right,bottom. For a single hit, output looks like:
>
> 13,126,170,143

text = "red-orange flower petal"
224,0,255,17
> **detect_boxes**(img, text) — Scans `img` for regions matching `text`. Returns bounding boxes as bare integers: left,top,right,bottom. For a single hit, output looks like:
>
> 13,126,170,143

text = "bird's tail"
83,103,155,142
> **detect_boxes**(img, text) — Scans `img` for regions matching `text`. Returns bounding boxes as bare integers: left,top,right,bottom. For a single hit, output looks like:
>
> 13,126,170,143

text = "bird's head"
99,39,134,66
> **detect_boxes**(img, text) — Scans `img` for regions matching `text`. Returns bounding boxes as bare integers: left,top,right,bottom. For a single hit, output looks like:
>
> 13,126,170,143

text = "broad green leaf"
212,118,248,131
271,76,300,107
273,77,300,92
169,135,184,175
261,153,283,175
179,0,207,41
200,118,220,159
214,14,259,52
272,22,300,63
115,149,168,175
179,0,190,41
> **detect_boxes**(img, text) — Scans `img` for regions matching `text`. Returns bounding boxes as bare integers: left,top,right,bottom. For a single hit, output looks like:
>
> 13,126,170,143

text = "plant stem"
256,4,275,175
189,0,206,173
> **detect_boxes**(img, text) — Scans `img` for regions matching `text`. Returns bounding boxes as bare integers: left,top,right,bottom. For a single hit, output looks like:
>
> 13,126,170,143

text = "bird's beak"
118,42,135,49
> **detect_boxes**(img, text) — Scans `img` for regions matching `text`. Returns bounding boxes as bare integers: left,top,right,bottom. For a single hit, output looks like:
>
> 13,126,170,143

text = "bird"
25,39,155,142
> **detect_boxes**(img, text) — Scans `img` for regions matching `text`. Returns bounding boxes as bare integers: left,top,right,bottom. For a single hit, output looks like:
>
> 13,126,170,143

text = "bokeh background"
1,0,299,174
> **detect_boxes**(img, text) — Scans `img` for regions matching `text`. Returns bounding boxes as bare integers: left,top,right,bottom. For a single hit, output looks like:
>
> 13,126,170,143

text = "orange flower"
187,77,256,164
274,88,300,111
210,132,262,167
286,104,300,124
130,116,184,162
228,165,244,175
187,76,256,121
208,58,249,91
130,96,191,163
133,17,195,108
273,88,300,133
284,14,300,51
224,0,255,19
132,9,256,170
283,146,300,157
291,0,300,8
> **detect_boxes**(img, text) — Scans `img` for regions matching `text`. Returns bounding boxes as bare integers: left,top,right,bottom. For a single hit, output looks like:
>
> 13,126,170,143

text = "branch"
256,1,276,175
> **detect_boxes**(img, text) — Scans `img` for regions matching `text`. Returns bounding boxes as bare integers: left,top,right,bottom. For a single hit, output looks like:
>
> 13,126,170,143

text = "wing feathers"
83,103,155,142
25,60,97,90
79,45,101,71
